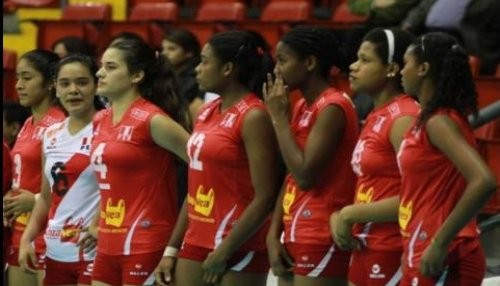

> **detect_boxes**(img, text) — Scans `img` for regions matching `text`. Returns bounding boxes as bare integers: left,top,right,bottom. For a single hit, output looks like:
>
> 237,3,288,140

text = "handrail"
469,100,500,129
479,213,500,233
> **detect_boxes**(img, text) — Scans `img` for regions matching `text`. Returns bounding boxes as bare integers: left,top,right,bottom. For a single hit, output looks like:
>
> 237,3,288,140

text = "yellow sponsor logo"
15,212,30,225
283,184,296,216
355,184,374,204
193,185,214,217
102,198,126,227
399,201,412,231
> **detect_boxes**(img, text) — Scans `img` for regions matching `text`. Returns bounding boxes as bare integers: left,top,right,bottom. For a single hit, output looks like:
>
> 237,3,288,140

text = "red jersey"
282,88,359,245
10,107,65,252
183,94,269,251
397,109,479,269
91,97,178,255
351,95,419,251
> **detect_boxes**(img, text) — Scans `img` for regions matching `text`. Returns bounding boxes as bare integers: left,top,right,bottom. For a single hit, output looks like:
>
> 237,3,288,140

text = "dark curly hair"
280,25,346,79
208,30,274,99
410,32,478,127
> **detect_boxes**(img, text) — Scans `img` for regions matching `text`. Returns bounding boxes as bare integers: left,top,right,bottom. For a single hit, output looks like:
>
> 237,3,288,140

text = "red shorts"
178,243,269,273
7,247,45,270
349,249,403,286
400,240,485,286
44,257,93,285
285,243,350,278
91,250,163,286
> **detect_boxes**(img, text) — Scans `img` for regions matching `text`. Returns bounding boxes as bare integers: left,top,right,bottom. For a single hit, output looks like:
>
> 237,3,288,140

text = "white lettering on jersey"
187,132,206,171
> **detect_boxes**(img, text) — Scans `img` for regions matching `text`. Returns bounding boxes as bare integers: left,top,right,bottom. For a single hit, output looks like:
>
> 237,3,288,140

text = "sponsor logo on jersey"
283,184,296,220
369,263,386,279
399,200,413,232
60,216,84,243
355,184,374,204
389,102,401,116
103,198,126,227
192,185,215,217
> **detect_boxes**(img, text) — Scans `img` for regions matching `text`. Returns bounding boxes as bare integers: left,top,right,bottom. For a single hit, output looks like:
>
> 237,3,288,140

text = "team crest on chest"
372,116,387,133
33,126,47,140
117,125,134,141
299,111,313,128
220,113,237,128
80,137,91,150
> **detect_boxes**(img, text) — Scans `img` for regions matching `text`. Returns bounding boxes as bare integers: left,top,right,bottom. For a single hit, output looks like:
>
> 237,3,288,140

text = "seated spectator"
51,36,94,58
348,0,419,27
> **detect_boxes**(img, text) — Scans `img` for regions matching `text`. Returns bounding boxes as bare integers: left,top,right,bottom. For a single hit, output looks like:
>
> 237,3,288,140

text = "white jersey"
42,118,99,262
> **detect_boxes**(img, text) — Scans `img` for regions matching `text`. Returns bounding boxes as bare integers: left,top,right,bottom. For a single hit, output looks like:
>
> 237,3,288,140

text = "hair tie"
257,47,264,56
383,29,395,64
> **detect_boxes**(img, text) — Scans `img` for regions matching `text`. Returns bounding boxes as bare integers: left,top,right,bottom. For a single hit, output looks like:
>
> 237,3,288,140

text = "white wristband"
163,246,179,257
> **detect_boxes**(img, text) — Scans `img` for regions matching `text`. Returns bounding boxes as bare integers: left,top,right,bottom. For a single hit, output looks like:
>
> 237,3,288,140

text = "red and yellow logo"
102,198,126,227
283,184,296,220
355,184,374,204
191,185,215,217
399,200,412,232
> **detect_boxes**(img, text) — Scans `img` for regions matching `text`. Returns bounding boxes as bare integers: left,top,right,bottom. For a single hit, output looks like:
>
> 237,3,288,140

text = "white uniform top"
42,118,99,262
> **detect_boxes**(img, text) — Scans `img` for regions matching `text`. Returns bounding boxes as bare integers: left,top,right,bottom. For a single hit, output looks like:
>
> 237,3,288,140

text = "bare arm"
419,115,497,277
213,108,280,258
201,108,280,283
20,155,51,243
426,115,497,247
273,105,346,190
151,114,190,163
18,154,51,272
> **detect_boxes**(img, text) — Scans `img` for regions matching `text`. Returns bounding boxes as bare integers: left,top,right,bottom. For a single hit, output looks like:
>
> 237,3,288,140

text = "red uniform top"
351,95,419,251
398,109,479,269
183,94,269,251
91,97,178,255
10,107,65,252
282,88,359,245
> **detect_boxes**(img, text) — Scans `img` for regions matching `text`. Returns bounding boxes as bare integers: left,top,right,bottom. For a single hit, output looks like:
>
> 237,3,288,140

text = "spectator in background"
3,100,30,148
460,0,500,75
348,0,419,27
161,28,204,122
51,36,94,58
